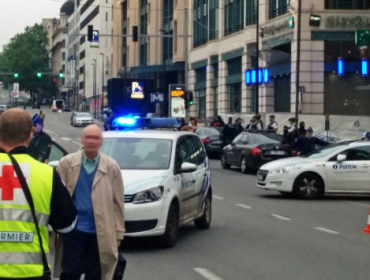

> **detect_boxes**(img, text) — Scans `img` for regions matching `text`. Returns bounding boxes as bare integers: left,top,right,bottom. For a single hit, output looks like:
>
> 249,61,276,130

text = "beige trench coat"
54,150,125,280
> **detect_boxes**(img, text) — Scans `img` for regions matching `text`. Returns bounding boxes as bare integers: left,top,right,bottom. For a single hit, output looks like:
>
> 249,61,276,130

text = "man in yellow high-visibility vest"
0,109,77,280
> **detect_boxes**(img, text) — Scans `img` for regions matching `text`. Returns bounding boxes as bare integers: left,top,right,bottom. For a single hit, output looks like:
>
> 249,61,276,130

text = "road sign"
356,30,370,46
151,93,164,103
13,83,19,98
90,30,99,48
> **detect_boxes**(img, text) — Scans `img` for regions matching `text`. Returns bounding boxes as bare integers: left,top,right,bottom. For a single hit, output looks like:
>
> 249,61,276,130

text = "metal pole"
255,0,259,114
295,0,302,121
184,7,189,121
160,29,167,115
100,53,104,114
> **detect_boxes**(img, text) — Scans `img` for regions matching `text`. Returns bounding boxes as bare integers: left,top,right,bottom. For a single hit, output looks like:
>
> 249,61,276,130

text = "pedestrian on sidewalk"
55,124,125,280
39,110,45,128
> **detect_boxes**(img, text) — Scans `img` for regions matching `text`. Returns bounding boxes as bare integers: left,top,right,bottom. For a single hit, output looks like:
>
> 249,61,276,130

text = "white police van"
101,117,212,247
256,141,370,199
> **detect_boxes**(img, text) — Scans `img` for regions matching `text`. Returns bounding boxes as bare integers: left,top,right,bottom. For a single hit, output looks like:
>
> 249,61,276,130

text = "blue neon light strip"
258,69,262,84
337,58,344,75
263,68,269,84
245,70,251,85
362,60,368,76
251,69,256,84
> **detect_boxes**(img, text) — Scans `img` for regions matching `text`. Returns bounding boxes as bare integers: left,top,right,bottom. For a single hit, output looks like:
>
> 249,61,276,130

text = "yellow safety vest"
0,153,53,278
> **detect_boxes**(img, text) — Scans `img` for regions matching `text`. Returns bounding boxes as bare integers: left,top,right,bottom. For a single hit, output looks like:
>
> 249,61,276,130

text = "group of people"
0,109,125,280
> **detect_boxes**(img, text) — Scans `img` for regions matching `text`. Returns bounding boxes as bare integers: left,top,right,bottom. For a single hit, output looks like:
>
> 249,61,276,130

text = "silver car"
73,113,94,127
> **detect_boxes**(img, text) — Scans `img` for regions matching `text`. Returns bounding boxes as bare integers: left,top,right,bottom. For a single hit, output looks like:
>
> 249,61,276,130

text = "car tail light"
292,150,298,156
252,147,262,155
53,106,57,109
202,138,211,144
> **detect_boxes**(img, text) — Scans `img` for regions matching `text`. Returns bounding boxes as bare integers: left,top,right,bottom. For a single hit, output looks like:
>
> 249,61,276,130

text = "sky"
0,0,63,50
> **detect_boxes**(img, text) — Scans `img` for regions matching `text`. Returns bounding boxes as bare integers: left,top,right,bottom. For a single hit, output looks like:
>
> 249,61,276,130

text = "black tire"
240,156,249,174
161,203,179,248
194,194,212,229
293,173,323,199
221,152,231,169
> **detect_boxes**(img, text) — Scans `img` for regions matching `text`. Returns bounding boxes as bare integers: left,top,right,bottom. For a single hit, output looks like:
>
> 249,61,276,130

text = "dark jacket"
293,136,330,155
235,123,244,137
222,123,236,144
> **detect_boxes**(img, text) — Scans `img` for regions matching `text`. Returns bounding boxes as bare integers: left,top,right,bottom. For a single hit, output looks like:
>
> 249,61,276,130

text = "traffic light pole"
184,7,189,122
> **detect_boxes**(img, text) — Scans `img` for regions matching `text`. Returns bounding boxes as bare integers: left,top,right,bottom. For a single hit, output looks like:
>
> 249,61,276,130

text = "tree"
0,24,57,99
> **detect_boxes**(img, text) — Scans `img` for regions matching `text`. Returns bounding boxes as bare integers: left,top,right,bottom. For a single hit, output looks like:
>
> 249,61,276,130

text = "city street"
28,108,370,280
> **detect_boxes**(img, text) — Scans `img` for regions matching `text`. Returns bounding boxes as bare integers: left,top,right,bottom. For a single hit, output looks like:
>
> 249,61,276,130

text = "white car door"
325,146,370,192
175,137,197,222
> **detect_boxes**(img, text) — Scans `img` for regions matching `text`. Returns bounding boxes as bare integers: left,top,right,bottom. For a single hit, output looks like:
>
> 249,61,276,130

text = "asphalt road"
28,108,370,280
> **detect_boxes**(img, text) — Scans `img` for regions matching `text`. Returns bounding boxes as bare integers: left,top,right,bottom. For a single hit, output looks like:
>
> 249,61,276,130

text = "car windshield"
196,127,220,136
101,138,172,169
251,133,280,144
77,113,92,118
301,143,349,159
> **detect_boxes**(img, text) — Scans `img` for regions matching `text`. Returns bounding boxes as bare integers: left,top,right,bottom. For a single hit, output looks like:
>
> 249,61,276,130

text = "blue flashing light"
251,69,257,84
245,70,251,85
263,68,269,84
337,58,344,76
134,116,140,118
361,59,368,76
258,68,263,84
116,117,137,126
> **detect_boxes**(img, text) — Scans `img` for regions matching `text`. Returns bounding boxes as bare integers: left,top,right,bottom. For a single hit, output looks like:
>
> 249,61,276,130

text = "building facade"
112,0,190,114
65,0,113,113
188,0,370,123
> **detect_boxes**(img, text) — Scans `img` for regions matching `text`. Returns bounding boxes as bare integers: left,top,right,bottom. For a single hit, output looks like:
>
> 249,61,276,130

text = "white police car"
256,141,370,199
101,121,212,247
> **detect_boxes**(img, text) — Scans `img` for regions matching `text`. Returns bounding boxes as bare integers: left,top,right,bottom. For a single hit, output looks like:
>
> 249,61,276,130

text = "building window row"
140,0,148,66
163,0,174,64
194,0,208,48
325,0,369,9
269,0,289,19
246,0,257,26
80,5,99,30
224,0,244,36
80,0,95,16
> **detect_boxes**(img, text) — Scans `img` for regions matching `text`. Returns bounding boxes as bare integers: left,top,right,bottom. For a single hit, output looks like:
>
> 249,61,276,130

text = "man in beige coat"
55,125,125,280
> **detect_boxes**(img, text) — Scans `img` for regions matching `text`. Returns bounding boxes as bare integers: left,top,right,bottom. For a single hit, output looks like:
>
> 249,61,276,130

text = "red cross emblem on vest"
0,165,26,201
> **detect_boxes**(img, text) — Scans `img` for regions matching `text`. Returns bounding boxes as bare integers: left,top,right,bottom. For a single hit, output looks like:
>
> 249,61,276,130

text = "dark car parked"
196,127,223,157
221,131,295,173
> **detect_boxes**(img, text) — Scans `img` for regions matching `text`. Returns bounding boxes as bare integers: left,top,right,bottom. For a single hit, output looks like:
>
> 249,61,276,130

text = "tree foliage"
0,24,58,98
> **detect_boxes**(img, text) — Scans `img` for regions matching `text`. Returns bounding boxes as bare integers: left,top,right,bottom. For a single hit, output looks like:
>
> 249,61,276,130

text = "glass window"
194,0,209,47
176,137,199,168
228,83,241,113
197,89,206,122
339,146,370,161
269,0,290,19
302,143,349,159
213,87,218,117
224,0,244,36
101,138,172,169
209,0,219,40
192,136,206,164
49,143,67,162
251,134,280,144
246,0,257,26
196,127,220,136
232,133,244,144
325,0,369,9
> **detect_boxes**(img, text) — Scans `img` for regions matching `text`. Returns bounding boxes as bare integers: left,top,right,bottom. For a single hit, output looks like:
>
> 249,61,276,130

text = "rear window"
251,134,280,144
196,127,220,136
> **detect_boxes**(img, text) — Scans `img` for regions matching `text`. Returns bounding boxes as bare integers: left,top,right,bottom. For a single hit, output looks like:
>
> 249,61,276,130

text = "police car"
256,141,370,199
100,117,212,247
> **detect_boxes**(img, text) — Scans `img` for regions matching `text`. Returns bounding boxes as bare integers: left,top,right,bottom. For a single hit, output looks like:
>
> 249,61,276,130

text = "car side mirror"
48,160,60,168
337,154,347,162
179,162,197,173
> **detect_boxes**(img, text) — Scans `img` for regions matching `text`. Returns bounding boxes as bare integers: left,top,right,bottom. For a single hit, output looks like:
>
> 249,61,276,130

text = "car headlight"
270,166,295,174
132,186,164,204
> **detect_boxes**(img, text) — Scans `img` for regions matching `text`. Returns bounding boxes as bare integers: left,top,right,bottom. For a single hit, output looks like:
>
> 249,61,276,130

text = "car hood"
260,157,318,170
121,169,170,195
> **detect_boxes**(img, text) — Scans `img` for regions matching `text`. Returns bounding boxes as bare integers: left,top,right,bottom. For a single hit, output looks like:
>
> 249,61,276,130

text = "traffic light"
188,91,194,106
14,70,19,78
37,71,42,78
87,25,94,42
132,26,138,42
59,70,64,78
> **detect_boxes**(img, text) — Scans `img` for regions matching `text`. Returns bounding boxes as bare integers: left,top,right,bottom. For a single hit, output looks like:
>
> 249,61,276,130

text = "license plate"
257,175,263,181
271,151,285,155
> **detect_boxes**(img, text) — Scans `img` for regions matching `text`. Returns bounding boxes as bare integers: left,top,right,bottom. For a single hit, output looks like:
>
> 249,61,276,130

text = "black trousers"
60,229,101,280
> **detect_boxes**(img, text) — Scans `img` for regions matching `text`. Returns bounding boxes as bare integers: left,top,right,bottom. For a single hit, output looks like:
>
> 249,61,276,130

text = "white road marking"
235,203,252,209
314,227,340,235
60,137,71,141
212,196,224,200
194,268,224,280
271,214,291,221
346,201,370,208
43,129,56,135
72,141,82,146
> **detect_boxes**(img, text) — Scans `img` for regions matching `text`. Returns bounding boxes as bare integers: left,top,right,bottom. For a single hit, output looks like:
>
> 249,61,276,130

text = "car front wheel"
241,156,249,174
293,173,323,199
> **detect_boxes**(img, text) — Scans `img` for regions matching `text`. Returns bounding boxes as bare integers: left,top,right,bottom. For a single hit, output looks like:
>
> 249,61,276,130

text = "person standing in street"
39,110,45,128
293,126,330,155
234,118,244,137
0,109,77,280
256,114,264,129
297,121,306,137
287,117,298,144
55,124,125,280
246,116,261,131
222,117,236,147
32,114,51,141
267,115,278,132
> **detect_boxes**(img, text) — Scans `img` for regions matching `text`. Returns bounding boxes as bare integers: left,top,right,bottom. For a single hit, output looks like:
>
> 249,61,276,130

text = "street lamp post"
295,0,302,121
255,0,259,114
92,59,97,119
99,53,105,116
159,29,167,111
